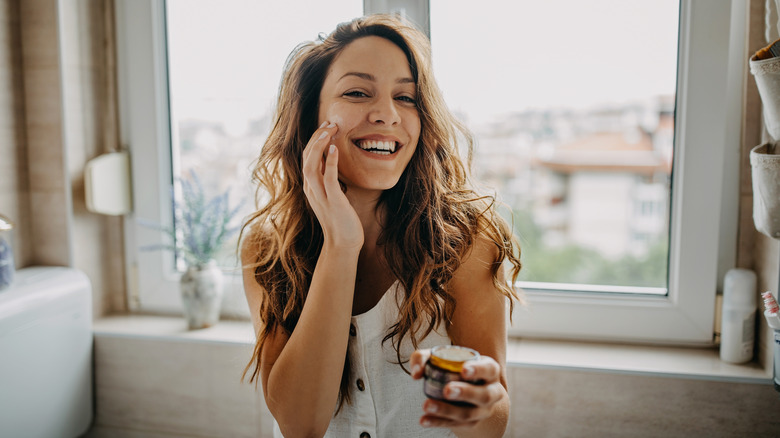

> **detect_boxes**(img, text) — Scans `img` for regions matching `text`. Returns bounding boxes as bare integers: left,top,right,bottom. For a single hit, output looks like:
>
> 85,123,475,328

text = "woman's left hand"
410,349,507,430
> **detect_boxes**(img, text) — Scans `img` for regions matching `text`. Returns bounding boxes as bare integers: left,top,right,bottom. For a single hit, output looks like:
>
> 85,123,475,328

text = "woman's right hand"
302,121,364,249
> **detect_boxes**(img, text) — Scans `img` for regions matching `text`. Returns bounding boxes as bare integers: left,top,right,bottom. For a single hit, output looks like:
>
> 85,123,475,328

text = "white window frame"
117,0,747,344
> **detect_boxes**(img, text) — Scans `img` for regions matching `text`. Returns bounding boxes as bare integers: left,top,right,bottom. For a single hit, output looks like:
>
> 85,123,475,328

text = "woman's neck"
345,187,385,247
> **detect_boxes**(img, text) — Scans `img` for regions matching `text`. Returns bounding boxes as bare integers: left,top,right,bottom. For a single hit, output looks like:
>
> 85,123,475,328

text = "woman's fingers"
460,356,500,383
443,380,504,407
302,122,338,205
322,144,342,200
415,351,506,429
420,381,505,428
409,349,431,379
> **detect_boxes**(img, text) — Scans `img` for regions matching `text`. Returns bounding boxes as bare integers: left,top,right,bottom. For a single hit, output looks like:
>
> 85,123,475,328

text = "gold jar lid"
429,345,479,373
0,214,14,231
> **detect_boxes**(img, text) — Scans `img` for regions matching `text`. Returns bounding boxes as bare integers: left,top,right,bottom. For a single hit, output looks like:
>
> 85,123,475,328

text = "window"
117,0,747,343
116,0,362,315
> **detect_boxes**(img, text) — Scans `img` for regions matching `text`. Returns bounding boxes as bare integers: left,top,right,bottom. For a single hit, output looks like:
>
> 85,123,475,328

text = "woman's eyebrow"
339,71,415,84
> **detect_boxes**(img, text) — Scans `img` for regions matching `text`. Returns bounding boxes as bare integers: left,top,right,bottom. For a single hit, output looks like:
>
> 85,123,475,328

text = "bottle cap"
429,345,479,373
723,268,757,307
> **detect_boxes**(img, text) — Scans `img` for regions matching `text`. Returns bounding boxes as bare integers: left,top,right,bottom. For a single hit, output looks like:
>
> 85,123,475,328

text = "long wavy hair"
240,14,522,411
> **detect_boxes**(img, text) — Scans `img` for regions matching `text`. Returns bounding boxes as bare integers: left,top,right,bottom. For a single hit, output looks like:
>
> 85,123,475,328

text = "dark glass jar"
423,345,479,406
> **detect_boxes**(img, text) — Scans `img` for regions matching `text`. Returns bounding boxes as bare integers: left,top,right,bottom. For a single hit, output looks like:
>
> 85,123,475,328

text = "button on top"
360,433,371,438
349,324,356,336
356,378,365,391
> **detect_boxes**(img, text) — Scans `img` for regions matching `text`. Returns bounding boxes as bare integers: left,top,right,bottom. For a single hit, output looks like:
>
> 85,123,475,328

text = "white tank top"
273,281,455,438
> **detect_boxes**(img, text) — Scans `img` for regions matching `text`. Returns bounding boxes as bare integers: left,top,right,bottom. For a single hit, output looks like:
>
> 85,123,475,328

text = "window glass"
165,0,363,268
430,0,679,291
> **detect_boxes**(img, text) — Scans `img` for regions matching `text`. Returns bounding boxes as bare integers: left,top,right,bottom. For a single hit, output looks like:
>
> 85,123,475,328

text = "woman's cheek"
323,103,346,140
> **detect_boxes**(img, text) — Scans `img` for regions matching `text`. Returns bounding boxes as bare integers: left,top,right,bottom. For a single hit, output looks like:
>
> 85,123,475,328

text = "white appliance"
0,266,93,437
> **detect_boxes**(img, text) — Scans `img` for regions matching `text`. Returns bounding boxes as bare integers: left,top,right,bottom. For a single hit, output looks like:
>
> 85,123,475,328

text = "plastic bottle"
720,268,757,364
760,291,780,392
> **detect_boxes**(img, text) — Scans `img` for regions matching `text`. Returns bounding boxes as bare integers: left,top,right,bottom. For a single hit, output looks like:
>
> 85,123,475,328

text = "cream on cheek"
322,103,348,145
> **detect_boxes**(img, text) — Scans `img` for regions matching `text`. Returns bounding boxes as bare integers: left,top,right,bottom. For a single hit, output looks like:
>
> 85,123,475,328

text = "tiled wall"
741,0,780,373
0,0,126,315
0,0,31,267
87,332,780,438
88,335,274,438
508,367,780,437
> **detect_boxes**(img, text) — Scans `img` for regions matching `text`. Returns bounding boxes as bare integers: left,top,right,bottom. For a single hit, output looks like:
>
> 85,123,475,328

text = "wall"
0,0,126,316
0,0,31,267
86,330,780,438
741,0,780,372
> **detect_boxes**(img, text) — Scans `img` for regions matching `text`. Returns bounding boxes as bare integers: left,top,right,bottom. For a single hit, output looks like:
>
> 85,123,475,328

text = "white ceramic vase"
180,260,223,329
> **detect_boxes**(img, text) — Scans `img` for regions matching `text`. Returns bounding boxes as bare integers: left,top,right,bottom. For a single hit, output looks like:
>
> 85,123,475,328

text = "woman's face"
317,36,421,195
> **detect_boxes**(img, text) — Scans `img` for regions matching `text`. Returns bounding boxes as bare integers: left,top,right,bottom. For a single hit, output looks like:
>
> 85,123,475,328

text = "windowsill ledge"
93,314,772,385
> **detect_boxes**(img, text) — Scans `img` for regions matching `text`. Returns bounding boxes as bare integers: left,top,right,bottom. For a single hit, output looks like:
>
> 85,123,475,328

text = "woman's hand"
302,121,363,249
410,349,508,432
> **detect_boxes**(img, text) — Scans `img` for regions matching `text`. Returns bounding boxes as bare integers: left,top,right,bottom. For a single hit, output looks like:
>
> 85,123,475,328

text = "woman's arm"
244,122,364,437
243,243,359,437
410,235,511,438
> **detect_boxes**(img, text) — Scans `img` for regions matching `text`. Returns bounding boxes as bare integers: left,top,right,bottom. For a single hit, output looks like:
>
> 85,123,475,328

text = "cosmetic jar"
423,345,479,405
0,214,15,291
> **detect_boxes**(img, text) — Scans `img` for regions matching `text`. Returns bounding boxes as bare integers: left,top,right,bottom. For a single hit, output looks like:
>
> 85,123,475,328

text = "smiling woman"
239,14,522,438
318,36,421,193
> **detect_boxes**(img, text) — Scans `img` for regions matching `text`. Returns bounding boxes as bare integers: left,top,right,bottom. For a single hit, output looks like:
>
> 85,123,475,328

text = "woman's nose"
368,95,400,125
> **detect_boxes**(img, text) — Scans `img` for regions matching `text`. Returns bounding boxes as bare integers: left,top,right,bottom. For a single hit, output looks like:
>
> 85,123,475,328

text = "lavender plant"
140,171,243,268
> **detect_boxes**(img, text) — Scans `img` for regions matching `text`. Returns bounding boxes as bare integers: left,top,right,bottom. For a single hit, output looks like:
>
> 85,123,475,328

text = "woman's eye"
396,95,417,104
344,90,368,98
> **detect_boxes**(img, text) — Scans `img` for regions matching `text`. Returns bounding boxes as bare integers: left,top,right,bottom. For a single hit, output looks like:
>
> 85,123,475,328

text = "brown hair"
240,14,521,411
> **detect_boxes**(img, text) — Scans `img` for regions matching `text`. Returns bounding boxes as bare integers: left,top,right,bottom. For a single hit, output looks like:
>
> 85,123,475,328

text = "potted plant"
141,170,243,329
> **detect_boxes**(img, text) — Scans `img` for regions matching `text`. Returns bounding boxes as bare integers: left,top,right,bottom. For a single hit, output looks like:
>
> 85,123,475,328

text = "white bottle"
720,268,757,364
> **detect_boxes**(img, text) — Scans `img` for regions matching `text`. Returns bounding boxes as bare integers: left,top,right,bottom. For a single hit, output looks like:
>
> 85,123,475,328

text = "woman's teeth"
356,140,397,155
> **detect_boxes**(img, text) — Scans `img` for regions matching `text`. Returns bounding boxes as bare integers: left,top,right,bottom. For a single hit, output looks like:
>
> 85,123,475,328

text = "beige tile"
94,336,274,438
19,0,61,70
506,367,780,438
22,67,64,127
28,190,70,265
26,128,66,192
84,425,197,438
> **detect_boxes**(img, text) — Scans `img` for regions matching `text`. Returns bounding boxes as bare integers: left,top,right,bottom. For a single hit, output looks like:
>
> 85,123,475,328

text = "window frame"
116,0,747,344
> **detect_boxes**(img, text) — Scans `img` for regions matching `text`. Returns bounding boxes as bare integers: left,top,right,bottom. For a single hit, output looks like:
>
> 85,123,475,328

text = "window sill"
93,314,771,384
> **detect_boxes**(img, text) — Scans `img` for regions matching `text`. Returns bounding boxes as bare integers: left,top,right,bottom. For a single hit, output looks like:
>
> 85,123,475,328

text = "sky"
166,0,679,132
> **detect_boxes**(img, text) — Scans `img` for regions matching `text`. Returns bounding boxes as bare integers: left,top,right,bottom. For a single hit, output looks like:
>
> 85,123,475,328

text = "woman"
241,14,522,438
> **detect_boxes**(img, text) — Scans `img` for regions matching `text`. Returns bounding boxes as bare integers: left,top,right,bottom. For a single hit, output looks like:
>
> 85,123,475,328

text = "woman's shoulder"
451,233,500,289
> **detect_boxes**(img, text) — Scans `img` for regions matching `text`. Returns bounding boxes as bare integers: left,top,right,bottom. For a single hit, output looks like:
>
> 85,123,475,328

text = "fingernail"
411,364,421,376
425,403,437,413
327,122,336,128
421,419,432,427
329,144,336,154
446,386,460,399
462,365,474,378
318,131,327,140
319,121,328,128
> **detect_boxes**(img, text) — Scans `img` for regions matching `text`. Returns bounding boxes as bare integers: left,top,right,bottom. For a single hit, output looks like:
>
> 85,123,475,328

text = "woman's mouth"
354,139,399,156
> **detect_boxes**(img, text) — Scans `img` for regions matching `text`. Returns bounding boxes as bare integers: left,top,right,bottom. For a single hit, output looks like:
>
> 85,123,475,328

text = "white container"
720,268,757,364
0,266,93,437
